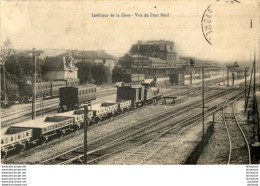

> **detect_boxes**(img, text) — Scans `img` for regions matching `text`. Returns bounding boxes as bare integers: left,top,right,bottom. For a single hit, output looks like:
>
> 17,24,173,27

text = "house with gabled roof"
42,55,78,81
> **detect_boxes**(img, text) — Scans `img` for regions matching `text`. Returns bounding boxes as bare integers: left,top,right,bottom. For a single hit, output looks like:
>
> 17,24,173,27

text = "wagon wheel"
19,142,28,153
110,114,114,119
96,117,102,124
73,125,80,132
39,136,47,145
57,130,65,138
1,150,8,159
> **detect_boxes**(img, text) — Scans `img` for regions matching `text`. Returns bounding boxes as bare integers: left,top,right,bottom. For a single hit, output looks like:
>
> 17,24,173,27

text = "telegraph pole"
138,44,140,84
1,47,8,106
245,68,247,112
32,48,37,120
190,69,192,85
84,105,88,164
227,68,229,87
202,64,205,137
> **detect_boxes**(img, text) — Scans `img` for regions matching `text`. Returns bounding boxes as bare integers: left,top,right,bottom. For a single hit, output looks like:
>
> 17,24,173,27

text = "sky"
1,0,260,63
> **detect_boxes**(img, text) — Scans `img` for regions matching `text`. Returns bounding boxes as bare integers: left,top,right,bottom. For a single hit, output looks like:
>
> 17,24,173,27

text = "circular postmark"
201,4,214,45
201,0,244,46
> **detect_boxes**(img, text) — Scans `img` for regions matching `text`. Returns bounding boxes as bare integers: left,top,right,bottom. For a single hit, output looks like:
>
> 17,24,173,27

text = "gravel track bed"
3,86,193,163
3,85,233,164
197,98,253,164
95,91,241,164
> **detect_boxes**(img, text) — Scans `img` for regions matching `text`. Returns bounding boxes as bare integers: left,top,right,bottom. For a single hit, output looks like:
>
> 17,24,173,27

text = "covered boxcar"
123,74,145,84
117,85,145,107
169,73,185,85
59,85,97,111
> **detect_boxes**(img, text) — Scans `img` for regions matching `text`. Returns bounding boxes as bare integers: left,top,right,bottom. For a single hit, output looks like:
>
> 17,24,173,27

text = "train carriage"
59,85,97,111
36,82,52,96
54,78,79,87
51,81,66,95
19,82,52,100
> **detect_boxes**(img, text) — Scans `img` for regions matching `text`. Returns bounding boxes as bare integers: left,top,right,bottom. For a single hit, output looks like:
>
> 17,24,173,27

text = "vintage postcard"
0,0,259,184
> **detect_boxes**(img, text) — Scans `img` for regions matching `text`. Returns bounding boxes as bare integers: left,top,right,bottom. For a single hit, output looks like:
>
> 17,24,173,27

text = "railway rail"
1,88,117,126
222,94,251,164
210,87,254,165
1,75,226,121
40,84,244,165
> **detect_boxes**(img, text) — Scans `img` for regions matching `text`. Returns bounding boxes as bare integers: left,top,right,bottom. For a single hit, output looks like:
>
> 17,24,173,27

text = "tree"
91,63,110,85
112,65,127,83
76,62,110,85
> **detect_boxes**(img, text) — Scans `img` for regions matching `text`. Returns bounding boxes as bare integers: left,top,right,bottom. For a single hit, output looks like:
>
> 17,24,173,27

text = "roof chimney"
63,56,66,69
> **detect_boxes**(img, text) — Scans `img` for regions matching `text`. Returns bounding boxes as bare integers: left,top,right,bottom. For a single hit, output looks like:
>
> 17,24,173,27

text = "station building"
129,40,177,67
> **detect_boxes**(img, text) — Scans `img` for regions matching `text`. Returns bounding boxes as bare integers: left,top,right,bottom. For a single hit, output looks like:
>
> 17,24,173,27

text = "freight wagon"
1,116,75,157
1,128,33,156
55,109,94,128
169,73,185,85
123,74,145,83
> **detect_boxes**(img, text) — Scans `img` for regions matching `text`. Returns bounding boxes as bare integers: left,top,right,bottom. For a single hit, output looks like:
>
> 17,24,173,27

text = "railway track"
1,75,226,120
212,93,252,164
1,75,229,128
40,85,242,165
1,88,117,126
223,95,251,164
2,77,249,161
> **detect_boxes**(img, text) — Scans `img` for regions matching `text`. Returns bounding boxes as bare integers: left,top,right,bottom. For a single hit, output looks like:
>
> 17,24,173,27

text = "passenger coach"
59,85,97,111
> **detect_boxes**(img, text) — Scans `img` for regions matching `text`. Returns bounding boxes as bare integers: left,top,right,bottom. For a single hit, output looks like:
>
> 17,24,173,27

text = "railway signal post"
32,48,37,120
